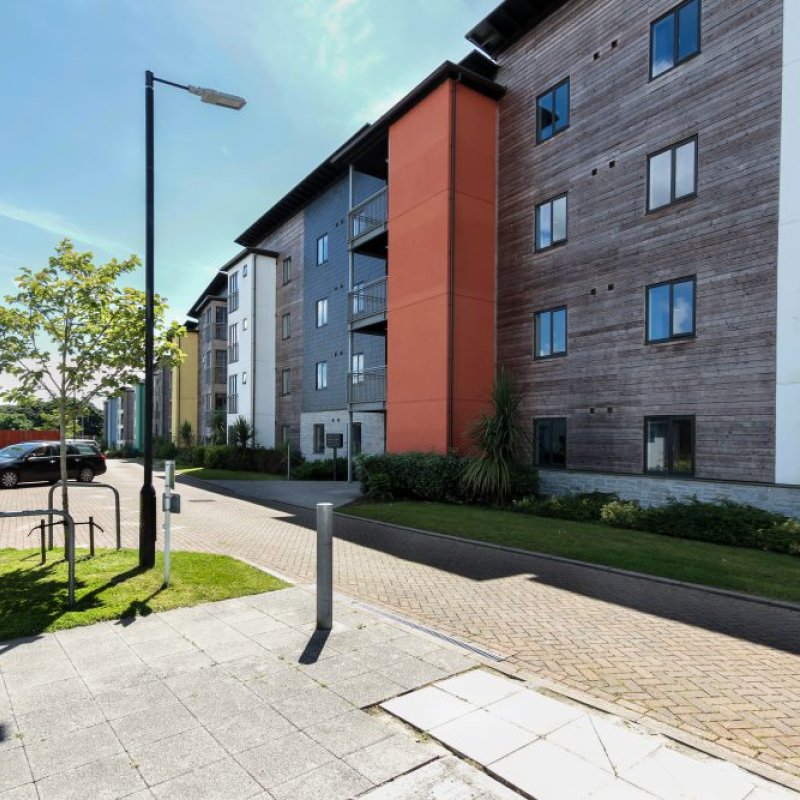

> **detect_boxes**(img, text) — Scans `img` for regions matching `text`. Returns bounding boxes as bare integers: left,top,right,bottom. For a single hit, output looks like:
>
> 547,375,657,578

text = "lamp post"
140,71,246,569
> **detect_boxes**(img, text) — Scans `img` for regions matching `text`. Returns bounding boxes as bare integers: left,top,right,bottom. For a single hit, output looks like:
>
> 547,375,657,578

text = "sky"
0,0,498,328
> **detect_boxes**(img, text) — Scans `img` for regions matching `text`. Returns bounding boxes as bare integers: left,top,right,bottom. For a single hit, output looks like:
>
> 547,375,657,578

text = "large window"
228,271,239,312
228,323,239,363
351,352,365,383
537,78,570,143
313,423,325,453
228,375,238,414
535,307,567,359
351,422,362,456
316,298,328,328
534,418,567,468
282,256,292,285
647,277,695,343
281,368,291,396
651,0,700,79
352,281,366,315
648,137,697,211
214,393,227,411
213,349,227,385
215,306,227,340
645,416,694,475
316,361,328,390
281,313,291,340
535,195,567,251
317,234,329,265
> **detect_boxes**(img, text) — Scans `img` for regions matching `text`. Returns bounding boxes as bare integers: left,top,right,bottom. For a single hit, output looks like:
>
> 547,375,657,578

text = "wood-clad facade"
494,0,784,483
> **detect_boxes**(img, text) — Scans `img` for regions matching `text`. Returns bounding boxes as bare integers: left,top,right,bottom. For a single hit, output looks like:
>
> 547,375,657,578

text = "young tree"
231,416,254,451
0,239,183,512
179,420,195,448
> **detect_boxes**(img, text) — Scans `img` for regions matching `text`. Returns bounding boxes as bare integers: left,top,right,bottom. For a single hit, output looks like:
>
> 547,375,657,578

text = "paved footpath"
2,460,800,792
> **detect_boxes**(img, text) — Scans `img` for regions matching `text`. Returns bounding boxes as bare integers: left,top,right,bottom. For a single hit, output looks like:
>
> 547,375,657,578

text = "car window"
0,444,34,458
76,444,96,455
30,446,49,457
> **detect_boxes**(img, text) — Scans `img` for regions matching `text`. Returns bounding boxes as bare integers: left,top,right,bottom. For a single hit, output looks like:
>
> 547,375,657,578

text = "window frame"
649,0,701,81
281,312,291,340
280,368,291,397
228,323,239,363
351,352,365,383
534,306,568,360
646,135,698,213
645,275,697,344
351,422,362,456
536,77,570,144
315,361,328,391
316,298,328,328
643,415,695,476
533,417,567,469
317,234,329,266
535,193,569,252
282,256,292,285
313,423,325,454
228,375,238,414
228,271,239,312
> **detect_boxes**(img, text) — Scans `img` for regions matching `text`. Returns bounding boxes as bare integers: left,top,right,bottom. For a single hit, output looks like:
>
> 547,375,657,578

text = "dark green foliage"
515,492,617,521
203,445,236,470
231,416,254,450
292,458,348,481
153,436,177,460
461,369,529,505
358,452,467,502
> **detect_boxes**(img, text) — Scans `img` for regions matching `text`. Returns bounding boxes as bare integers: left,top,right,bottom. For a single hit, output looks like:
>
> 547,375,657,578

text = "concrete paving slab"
149,756,262,800
328,671,406,708
0,748,31,793
487,686,583,736
14,697,106,743
207,703,295,754
109,701,198,749
436,670,523,707
129,727,227,786
270,685,355,729
305,709,393,757
25,721,123,780
269,759,373,800
34,753,145,800
343,731,443,786
0,784,38,800
382,686,476,731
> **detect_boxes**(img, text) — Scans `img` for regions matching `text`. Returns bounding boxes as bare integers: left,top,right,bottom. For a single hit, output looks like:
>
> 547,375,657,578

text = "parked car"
0,441,107,489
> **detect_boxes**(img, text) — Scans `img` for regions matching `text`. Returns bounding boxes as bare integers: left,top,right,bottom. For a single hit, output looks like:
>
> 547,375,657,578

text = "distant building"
170,321,198,445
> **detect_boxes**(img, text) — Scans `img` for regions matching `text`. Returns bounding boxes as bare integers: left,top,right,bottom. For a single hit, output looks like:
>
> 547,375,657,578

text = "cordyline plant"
0,239,184,512
461,368,528,505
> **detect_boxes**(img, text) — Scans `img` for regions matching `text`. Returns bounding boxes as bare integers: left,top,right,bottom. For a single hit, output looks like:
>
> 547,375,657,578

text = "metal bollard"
39,520,46,565
89,516,95,558
316,503,333,630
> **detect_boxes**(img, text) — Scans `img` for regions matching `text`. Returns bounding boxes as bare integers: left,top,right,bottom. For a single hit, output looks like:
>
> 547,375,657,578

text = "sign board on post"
325,434,344,481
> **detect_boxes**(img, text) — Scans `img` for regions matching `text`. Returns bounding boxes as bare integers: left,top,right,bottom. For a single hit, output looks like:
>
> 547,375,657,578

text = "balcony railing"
349,276,387,324
349,186,387,243
348,366,386,405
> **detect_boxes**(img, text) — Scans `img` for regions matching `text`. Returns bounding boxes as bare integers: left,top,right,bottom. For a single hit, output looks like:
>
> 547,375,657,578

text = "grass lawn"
340,501,800,604
0,548,288,642
177,466,284,481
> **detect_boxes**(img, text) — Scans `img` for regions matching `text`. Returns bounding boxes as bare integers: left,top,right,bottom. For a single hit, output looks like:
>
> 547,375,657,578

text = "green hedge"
293,458,348,481
175,444,302,474
357,452,538,504
513,492,800,556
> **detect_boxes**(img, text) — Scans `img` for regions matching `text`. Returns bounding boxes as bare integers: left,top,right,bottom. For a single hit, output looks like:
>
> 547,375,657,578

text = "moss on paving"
0,548,287,641
340,501,800,604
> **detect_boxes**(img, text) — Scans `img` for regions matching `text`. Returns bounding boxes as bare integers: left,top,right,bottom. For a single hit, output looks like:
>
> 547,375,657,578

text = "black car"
0,441,107,489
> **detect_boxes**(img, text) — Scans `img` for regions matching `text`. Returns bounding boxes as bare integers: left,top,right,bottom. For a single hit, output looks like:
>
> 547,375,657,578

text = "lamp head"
187,85,246,110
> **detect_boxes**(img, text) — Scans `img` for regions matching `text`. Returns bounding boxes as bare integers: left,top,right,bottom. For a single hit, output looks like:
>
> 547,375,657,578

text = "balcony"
348,365,386,410
348,186,387,254
349,276,387,331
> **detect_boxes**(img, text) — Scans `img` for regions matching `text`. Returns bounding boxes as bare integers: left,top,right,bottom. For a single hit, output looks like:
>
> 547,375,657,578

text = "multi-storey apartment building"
170,322,198,445
220,248,278,447
152,365,171,441
188,273,228,443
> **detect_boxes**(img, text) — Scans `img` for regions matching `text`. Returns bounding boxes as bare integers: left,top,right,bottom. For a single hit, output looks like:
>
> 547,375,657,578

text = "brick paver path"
2,460,800,789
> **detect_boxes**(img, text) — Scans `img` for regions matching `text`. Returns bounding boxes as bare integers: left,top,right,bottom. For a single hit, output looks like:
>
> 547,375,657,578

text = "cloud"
0,200,133,256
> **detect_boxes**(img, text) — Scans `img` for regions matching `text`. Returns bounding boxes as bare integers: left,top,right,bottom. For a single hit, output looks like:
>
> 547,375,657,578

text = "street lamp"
139,71,246,569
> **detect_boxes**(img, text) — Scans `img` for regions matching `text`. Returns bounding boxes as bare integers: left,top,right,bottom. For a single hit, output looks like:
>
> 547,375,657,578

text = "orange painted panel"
387,82,453,454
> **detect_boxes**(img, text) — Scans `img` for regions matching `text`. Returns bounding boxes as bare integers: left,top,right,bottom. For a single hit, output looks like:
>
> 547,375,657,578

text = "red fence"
0,430,60,447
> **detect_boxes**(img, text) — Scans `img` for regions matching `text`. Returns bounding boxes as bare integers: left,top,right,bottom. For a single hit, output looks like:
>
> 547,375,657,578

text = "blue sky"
0,0,497,323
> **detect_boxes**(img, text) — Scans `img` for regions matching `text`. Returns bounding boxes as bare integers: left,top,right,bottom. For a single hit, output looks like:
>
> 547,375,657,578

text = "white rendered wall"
226,255,251,438
776,1,800,485
252,253,276,448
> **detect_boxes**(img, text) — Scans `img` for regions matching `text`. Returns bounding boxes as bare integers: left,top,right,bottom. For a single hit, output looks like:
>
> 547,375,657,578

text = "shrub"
105,449,122,459
190,445,206,467
358,452,467,503
293,457,348,481
523,491,616,522
154,437,177,460
203,445,235,470
599,499,644,528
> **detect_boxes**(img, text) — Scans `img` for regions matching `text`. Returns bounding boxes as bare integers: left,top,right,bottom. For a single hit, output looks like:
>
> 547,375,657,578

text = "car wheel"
0,470,19,489
78,467,94,483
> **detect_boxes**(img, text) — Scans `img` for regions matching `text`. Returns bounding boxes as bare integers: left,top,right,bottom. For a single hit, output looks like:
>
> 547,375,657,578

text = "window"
229,271,239,312
316,361,328,390
351,422,362,456
228,375,238,413
215,306,227,340
648,137,697,211
647,277,695,343
535,195,568,250
536,78,570,143
281,368,291,396
214,393,227,411
534,307,567,358
213,349,227,385
645,416,694,475
281,424,291,445
317,234,329,265
281,313,291,340
352,281,366,315
650,0,700,79
316,298,328,328
351,353,365,383
228,323,239,363
534,418,567,468
313,424,325,453
242,318,248,331
242,263,248,277
242,371,247,385
202,393,211,412
282,256,292,285
201,350,211,381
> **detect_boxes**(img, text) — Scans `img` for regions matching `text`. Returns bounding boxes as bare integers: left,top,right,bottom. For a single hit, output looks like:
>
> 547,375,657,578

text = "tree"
0,240,183,512
179,420,194,448
461,368,529,505
210,411,227,445
231,416,254,451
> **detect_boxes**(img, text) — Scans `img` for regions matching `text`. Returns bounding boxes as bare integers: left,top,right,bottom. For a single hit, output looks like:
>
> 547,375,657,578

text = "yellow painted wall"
171,329,198,444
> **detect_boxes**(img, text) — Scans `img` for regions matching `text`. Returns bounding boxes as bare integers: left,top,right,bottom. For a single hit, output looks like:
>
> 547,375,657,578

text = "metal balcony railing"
348,366,386,405
349,186,387,243
349,276,387,324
